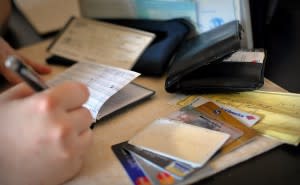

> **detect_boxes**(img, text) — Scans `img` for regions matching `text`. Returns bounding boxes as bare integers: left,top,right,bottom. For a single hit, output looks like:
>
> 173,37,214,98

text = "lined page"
47,62,140,120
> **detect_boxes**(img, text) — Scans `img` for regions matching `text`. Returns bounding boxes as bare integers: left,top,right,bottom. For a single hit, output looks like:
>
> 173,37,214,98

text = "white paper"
47,62,140,120
223,51,265,63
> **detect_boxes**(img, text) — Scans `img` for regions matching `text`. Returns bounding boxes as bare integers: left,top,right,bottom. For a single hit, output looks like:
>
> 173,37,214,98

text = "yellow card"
195,102,258,154
203,91,300,145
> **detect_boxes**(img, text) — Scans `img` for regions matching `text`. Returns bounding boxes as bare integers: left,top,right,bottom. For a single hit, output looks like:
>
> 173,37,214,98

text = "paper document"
48,17,155,69
47,62,140,120
203,91,300,145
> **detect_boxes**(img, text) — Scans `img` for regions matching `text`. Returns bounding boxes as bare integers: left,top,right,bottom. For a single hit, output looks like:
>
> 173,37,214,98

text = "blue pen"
5,56,48,91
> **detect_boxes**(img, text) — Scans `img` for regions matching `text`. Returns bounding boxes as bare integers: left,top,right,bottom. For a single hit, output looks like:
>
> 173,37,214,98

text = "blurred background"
3,0,300,93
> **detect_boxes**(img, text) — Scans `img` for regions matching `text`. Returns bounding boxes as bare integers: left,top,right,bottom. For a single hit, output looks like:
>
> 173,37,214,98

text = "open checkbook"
47,62,154,121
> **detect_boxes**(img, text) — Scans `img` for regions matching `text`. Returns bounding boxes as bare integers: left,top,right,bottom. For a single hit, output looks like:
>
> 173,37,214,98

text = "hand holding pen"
5,55,49,91
0,55,93,185
0,37,51,84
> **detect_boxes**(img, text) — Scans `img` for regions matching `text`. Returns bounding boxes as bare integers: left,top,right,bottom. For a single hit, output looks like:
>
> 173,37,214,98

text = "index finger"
44,81,90,110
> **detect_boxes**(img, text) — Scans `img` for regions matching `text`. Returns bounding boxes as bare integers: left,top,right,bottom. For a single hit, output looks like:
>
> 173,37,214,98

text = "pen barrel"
20,68,48,91
5,56,48,91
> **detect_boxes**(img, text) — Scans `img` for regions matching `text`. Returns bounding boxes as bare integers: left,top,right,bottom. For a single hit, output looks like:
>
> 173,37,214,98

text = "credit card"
111,142,152,185
172,95,261,127
131,152,178,185
190,97,261,127
168,106,243,145
128,118,229,168
123,142,196,179
195,101,258,154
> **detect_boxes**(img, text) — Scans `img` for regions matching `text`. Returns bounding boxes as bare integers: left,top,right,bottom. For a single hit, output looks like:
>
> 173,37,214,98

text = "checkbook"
47,62,154,121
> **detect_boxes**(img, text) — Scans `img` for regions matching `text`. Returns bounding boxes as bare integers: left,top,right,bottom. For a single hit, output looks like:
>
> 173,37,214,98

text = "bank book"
47,62,154,121
129,118,230,168
47,17,155,70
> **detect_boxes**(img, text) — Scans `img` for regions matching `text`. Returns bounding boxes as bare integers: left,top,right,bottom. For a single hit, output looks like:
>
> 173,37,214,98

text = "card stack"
112,100,259,185
112,118,230,185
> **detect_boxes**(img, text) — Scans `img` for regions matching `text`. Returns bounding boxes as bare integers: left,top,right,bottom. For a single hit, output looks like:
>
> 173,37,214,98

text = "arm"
0,81,93,185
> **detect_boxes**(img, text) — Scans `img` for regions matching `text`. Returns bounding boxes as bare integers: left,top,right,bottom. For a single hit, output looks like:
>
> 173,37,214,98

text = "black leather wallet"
165,21,266,93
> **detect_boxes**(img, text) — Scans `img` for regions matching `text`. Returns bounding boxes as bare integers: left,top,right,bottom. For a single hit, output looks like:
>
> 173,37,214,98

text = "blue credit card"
111,142,152,185
122,142,196,178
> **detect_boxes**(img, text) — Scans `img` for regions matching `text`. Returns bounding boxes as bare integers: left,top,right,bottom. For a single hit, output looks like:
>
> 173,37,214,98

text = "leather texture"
175,60,265,93
164,21,265,93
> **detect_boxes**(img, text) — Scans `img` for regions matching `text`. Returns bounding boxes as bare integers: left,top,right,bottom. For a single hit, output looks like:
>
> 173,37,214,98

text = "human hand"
0,81,93,185
0,37,51,84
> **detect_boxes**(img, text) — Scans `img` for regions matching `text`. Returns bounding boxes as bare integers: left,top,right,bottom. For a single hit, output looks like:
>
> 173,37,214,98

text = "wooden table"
1,40,292,185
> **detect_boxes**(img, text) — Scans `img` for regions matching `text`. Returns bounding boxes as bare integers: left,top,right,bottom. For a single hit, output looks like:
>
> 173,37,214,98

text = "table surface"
2,40,299,185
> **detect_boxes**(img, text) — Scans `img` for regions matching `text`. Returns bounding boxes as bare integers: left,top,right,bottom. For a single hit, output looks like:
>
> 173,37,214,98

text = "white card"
223,51,265,63
129,118,229,168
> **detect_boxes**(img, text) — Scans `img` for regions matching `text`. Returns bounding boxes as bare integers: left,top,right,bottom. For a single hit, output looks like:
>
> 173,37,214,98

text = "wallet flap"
166,20,241,92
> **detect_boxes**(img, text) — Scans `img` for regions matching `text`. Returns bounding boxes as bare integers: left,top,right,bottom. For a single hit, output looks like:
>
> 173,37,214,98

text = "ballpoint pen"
5,55,48,91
